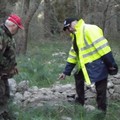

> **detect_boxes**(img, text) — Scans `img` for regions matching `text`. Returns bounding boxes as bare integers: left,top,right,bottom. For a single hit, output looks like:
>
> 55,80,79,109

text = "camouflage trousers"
0,75,10,115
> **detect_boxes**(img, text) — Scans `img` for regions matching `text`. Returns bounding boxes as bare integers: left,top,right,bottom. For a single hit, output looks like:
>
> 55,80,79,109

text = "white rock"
61,116,72,120
17,80,29,92
14,92,23,101
23,91,32,99
84,105,95,111
107,81,114,89
109,89,114,94
8,78,17,94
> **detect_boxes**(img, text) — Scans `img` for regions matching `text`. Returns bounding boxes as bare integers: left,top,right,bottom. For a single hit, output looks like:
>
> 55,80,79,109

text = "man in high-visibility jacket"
59,18,118,112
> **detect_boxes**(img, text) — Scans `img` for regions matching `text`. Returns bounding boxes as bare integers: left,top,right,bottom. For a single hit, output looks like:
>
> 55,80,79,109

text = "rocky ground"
8,73,120,110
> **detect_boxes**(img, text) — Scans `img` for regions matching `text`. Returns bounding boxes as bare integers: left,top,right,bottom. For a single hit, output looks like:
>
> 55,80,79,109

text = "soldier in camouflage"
0,14,24,120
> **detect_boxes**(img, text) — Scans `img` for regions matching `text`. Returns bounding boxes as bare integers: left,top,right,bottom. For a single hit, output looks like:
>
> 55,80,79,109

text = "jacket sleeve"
101,52,117,67
63,62,76,76
0,32,8,67
101,52,118,75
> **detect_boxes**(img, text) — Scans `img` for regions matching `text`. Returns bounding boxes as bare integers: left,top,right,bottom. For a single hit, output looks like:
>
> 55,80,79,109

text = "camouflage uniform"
0,24,16,117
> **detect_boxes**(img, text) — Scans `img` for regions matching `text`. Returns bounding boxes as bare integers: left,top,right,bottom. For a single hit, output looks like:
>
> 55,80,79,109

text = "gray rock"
84,105,95,111
17,80,29,93
61,116,72,120
9,73,120,108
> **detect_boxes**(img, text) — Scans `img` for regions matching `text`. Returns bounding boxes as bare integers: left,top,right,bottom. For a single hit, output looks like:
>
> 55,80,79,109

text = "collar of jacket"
74,19,85,32
1,24,12,39
69,19,85,42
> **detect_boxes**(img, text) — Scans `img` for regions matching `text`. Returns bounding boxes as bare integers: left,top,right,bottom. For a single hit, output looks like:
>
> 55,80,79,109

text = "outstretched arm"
58,62,76,80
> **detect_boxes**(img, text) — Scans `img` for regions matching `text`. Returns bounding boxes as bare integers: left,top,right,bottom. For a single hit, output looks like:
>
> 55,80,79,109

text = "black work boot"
75,97,85,106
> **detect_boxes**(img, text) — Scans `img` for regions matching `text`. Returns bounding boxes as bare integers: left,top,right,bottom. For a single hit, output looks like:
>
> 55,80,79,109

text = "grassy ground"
9,100,120,120
15,39,75,87
11,36,120,120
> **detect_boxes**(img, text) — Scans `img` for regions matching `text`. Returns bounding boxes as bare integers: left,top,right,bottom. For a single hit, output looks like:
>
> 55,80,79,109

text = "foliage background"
0,0,120,119
11,39,120,120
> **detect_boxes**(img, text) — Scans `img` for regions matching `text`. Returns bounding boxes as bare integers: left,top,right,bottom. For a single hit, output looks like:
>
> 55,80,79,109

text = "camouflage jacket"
0,24,16,74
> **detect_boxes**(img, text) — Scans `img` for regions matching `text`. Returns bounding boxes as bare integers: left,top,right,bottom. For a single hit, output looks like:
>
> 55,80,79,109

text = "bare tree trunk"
75,0,81,17
44,0,51,37
80,0,89,18
17,0,41,54
44,0,76,38
102,0,111,32
115,0,120,31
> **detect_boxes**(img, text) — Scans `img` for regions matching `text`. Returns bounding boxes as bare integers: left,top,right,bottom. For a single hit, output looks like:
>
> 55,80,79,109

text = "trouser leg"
3,76,10,99
95,78,107,112
0,76,10,114
74,71,84,105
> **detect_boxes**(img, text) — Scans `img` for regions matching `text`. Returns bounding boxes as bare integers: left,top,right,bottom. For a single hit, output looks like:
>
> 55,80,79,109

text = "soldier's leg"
2,75,10,100
0,77,7,115
0,76,11,120
95,78,107,112
74,71,85,105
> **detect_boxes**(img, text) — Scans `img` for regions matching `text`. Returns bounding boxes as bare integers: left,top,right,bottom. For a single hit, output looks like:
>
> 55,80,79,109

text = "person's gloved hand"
58,73,66,80
108,64,118,75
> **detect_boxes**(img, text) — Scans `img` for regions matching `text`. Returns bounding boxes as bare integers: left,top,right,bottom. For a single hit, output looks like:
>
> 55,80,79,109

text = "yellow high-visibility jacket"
67,19,111,85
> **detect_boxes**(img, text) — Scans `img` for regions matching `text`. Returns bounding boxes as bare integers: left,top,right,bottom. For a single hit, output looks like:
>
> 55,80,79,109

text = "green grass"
11,35,120,120
8,100,120,120
14,37,120,87
15,39,74,87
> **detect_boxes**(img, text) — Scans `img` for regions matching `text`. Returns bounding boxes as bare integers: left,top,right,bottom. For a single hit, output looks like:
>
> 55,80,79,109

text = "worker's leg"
95,78,107,112
74,71,85,105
